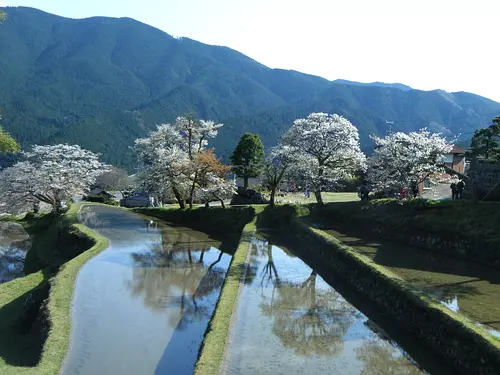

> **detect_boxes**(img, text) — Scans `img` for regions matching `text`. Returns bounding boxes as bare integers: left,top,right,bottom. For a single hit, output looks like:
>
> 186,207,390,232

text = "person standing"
411,182,419,199
456,180,465,199
450,182,458,200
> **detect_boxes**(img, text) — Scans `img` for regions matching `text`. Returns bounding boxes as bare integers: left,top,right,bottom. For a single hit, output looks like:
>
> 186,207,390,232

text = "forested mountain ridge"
1,6,499,168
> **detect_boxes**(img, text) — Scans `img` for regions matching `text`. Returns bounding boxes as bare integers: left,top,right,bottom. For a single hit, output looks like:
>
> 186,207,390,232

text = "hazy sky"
3,0,500,102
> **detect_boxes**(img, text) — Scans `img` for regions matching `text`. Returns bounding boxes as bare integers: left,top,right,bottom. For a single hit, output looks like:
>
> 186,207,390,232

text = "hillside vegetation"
1,7,499,168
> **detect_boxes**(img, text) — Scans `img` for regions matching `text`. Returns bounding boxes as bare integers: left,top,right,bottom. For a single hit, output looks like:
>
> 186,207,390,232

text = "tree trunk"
243,176,249,190
314,190,324,205
189,172,198,209
173,187,185,209
52,197,63,215
315,162,325,205
270,188,276,208
214,194,226,209
205,202,209,208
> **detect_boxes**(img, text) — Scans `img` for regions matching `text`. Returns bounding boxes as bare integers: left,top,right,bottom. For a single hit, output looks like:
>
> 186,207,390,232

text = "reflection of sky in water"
0,245,26,284
222,238,428,375
440,295,459,312
62,205,232,375
0,222,30,284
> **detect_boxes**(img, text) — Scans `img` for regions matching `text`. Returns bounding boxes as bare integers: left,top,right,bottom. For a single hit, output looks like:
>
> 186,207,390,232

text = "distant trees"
0,10,6,23
230,133,264,189
367,130,452,194
281,113,366,205
0,144,109,214
94,166,131,191
134,116,233,209
467,117,500,161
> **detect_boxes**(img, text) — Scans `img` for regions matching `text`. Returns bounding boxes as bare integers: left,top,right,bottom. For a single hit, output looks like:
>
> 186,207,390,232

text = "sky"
2,0,500,102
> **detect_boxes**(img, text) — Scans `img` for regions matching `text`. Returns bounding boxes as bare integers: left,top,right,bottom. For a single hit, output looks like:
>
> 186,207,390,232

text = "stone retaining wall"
465,160,500,200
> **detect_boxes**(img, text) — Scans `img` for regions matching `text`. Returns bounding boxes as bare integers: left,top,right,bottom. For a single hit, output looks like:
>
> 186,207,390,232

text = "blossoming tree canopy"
367,129,453,194
262,144,296,207
0,144,109,214
281,112,366,204
134,116,228,209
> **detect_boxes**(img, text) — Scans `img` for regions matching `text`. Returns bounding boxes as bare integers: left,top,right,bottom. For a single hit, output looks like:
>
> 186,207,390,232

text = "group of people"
450,180,465,200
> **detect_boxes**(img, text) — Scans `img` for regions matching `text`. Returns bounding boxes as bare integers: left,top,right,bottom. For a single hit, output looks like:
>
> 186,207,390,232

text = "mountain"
1,7,499,169
333,79,413,91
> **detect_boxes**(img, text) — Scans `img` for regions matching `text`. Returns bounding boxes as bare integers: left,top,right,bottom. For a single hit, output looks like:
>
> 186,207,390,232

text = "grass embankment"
310,199,500,266
0,203,109,375
133,206,255,240
194,208,260,375
258,205,500,374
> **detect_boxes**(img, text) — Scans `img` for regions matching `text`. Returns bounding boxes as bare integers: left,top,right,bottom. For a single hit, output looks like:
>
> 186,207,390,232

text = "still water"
0,221,31,284
321,224,500,336
222,237,448,375
61,205,232,375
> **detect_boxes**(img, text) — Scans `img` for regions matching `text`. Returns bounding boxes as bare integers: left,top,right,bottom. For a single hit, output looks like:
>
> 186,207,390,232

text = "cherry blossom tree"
0,144,109,214
134,116,225,209
281,113,366,205
367,129,452,196
196,173,236,209
134,124,190,208
262,145,296,207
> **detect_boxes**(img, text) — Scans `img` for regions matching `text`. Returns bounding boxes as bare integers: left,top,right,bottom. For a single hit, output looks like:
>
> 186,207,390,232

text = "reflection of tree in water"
356,336,424,375
128,232,226,329
259,242,357,357
78,208,104,228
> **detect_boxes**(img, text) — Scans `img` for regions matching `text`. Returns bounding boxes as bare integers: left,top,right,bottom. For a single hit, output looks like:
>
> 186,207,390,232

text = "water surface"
319,223,500,335
62,205,231,375
222,237,441,375
0,221,31,284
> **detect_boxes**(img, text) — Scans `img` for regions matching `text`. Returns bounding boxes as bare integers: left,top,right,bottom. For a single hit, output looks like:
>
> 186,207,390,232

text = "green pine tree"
467,117,500,160
230,133,264,189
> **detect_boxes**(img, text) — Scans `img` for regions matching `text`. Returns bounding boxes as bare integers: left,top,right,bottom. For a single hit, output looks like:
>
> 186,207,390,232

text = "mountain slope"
333,79,413,91
1,7,499,168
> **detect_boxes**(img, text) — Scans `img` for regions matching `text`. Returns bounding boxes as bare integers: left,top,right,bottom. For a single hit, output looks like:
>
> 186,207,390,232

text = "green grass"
0,203,109,375
275,192,359,205
309,198,500,267
194,208,260,375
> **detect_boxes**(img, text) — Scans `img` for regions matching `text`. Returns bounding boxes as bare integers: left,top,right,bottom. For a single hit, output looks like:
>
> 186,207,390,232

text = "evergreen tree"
230,133,264,189
0,126,20,154
467,117,500,160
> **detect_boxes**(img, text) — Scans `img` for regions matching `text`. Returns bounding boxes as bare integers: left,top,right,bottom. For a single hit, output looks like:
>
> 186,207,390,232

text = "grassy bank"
133,206,255,239
310,199,500,267
0,203,109,375
194,209,259,375
258,205,500,374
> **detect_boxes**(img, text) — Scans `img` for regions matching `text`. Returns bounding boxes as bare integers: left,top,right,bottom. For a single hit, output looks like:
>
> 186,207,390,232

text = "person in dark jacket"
450,182,458,200
456,180,465,199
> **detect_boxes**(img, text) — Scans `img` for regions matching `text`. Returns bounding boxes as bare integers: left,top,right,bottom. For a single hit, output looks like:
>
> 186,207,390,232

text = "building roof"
87,188,106,197
451,145,465,154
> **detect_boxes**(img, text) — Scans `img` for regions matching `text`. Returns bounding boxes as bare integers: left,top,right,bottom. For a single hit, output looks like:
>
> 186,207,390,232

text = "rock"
230,187,269,205
0,222,31,248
